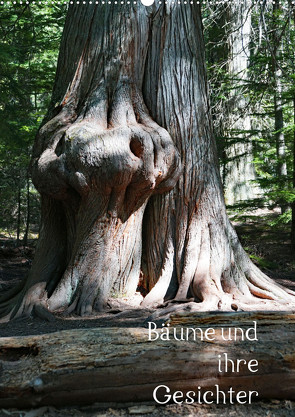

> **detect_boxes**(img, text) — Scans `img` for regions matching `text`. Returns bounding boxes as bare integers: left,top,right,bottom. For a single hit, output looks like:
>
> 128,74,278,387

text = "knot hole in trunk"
130,136,144,158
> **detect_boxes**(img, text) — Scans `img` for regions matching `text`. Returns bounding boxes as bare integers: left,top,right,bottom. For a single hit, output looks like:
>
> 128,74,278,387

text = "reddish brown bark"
0,3,294,320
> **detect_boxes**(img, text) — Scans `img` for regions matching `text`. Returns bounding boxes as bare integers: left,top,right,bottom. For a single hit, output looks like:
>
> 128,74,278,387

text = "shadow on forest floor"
229,207,295,292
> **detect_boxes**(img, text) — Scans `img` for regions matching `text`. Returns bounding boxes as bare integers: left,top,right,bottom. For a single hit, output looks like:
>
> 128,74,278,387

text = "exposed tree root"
146,267,295,321
141,210,295,319
148,293,295,323
2,205,295,322
2,212,295,322
0,82,181,321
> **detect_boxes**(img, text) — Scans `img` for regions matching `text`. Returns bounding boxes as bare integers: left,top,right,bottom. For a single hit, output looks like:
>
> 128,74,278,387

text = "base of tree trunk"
0,311,294,409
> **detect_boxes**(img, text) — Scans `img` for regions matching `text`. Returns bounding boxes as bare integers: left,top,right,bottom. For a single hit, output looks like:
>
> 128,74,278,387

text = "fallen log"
0,311,294,408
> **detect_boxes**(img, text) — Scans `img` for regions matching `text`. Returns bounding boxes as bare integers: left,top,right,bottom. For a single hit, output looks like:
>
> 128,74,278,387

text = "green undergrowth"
228,206,295,277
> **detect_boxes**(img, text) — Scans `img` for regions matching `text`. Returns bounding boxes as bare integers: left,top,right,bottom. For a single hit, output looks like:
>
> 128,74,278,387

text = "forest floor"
229,207,295,292
0,400,294,417
0,208,295,416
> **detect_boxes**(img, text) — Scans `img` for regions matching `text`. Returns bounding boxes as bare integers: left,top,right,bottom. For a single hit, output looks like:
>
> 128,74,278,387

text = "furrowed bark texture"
0,312,295,408
0,3,181,318
140,3,295,312
1,2,294,319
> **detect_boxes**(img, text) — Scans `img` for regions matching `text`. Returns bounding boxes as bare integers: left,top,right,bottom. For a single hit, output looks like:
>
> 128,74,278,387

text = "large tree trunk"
1,2,294,320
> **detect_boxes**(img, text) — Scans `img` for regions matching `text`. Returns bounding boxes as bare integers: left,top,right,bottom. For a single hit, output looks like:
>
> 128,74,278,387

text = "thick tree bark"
1,3,295,319
0,312,295,408
140,3,295,312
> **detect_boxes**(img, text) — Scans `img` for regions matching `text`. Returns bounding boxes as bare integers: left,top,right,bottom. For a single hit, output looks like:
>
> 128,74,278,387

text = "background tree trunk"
206,0,260,206
1,3,294,320
224,0,260,205
22,174,31,247
291,97,295,257
16,181,21,247
272,0,288,214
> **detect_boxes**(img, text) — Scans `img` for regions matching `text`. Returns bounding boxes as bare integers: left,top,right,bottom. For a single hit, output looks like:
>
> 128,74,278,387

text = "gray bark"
0,2,294,320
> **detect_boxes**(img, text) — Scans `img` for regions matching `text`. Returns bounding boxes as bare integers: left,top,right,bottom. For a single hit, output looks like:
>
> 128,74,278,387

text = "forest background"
1,0,295,286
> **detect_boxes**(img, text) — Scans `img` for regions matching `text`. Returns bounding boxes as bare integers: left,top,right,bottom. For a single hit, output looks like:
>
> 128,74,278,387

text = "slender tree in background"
205,0,260,205
1,2,295,320
292,95,295,255
286,0,295,255
247,0,295,254
0,4,65,243
272,0,288,213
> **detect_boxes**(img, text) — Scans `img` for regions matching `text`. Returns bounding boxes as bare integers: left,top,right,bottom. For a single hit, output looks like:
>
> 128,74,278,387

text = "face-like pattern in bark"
33,92,181,221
